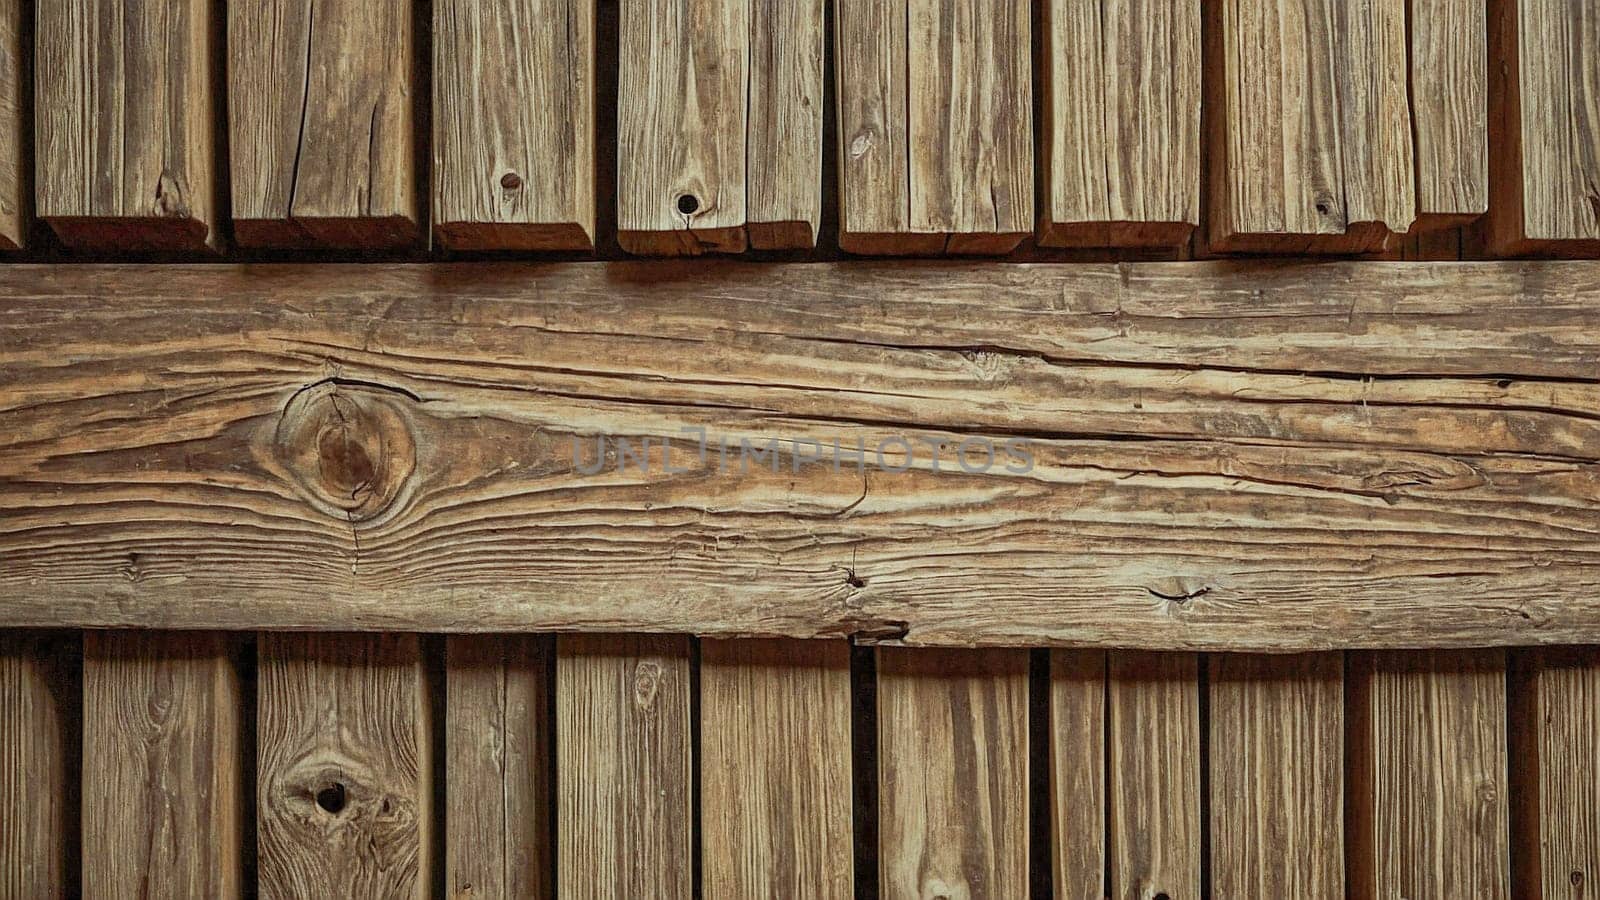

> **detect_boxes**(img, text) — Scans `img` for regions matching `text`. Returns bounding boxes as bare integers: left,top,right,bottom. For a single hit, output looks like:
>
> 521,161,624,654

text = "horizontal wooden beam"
1,262,1598,649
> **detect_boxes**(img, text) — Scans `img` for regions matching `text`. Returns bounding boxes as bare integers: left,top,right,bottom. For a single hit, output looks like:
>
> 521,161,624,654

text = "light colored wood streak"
446,634,552,900
1409,0,1488,225
256,633,432,899
1109,652,1200,900
700,639,853,899
617,0,748,255
1486,0,1600,255
34,0,216,250
0,633,75,898
1049,650,1105,900
878,647,1029,899
1,262,1599,647
228,0,418,248
555,634,691,899
746,0,823,249
1349,650,1509,900
1039,0,1200,248
433,0,594,251
1209,653,1344,899
1512,647,1600,900
0,0,23,249
82,631,241,898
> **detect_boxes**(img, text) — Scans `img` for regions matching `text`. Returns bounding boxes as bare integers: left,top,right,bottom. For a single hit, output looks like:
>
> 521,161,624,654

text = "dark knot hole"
316,782,347,815
676,193,700,216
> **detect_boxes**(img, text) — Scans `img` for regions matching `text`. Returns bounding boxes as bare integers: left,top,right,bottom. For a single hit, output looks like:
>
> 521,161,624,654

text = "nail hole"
1496,378,1513,389
500,172,523,190
676,194,700,215
316,782,346,814
1154,893,1172,900
1315,200,1332,215
845,571,866,589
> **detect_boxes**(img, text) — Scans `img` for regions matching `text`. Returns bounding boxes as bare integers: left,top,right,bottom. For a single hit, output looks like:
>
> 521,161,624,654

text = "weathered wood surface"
34,0,218,250
1049,650,1105,900
746,0,823,249
0,0,23,250
0,633,76,898
433,0,594,251
1,262,1599,648
256,633,432,899
1512,647,1600,900
1109,652,1200,900
1409,0,1488,225
228,0,418,248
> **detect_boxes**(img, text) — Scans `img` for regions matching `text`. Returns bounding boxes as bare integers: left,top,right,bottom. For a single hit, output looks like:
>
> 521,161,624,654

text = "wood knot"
276,380,417,523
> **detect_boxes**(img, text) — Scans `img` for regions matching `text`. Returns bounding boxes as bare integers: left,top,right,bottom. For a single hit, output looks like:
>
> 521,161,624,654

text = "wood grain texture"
556,634,691,899
82,631,241,899
228,0,418,248
2,262,1600,648
746,0,823,249
1209,653,1344,899
0,0,23,249
257,632,432,899
0,632,76,899
1409,0,1488,225
433,0,593,251
1511,647,1600,900
446,635,552,900
617,0,748,255
1039,0,1200,248
1486,0,1600,255
1109,652,1200,900
1349,650,1509,900
877,647,1029,899
34,0,217,250
1049,650,1105,900
700,639,853,899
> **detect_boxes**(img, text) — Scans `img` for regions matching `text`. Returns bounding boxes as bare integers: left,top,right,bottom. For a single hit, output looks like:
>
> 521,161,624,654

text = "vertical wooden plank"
228,0,419,248
700,638,853,899
0,632,77,898
0,0,24,249
446,635,552,900
257,632,432,899
556,634,691,899
616,0,748,256
34,0,217,250
1049,650,1106,900
1409,0,1488,225
1039,0,1201,248
1209,653,1344,899
81,631,242,898
746,0,824,249
1109,651,1200,900
877,647,1029,899
1486,0,1600,255
1511,647,1600,900
432,0,594,251
1349,650,1509,900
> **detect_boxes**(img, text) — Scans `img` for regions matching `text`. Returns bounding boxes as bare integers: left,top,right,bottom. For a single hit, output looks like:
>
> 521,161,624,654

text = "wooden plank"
1108,651,1200,900
446,635,552,900
877,647,1029,898
1511,647,1600,900
616,0,748,255
1349,650,1510,900
257,632,432,898
432,0,594,251
700,638,853,899
746,0,823,249
1209,653,1344,899
3,261,1600,648
1409,0,1488,226
0,0,24,249
556,634,691,899
81,631,241,898
1207,0,1415,253
1039,0,1201,248
228,0,418,249
1486,0,1600,255
34,0,217,250
0,632,77,898
1049,650,1105,900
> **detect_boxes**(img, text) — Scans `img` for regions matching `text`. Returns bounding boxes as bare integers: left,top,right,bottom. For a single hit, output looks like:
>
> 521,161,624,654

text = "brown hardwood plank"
0,0,24,249
446,634,552,900
1039,0,1200,248
228,0,418,249
1108,651,1200,900
746,0,824,249
256,632,432,898
700,638,853,899
1511,647,1600,900
1349,650,1510,900
432,0,594,251
1049,650,1105,900
877,647,1029,899
0,632,77,898
34,0,218,250
555,634,691,899
1209,653,1344,899
1409,0,1488,226
81,631,242,898
2,262,1599,647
